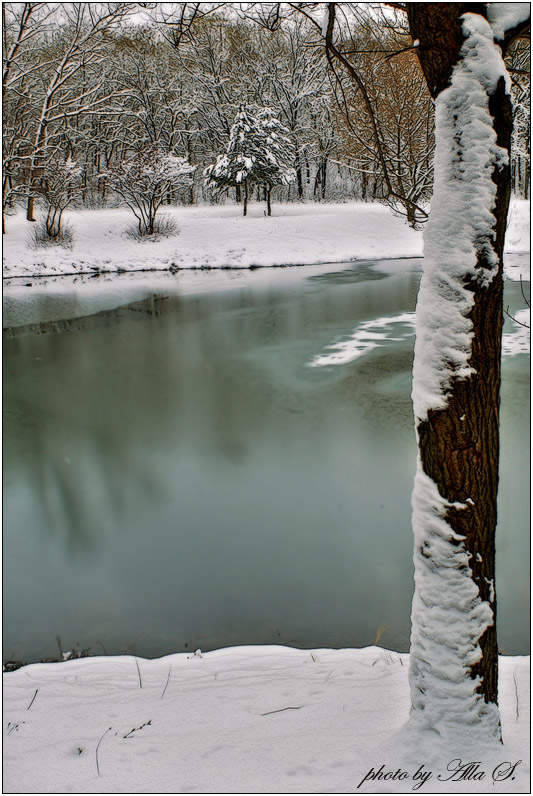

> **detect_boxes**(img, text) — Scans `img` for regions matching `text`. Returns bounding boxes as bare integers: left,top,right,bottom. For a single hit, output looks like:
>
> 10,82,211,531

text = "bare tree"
331,35,434,224
506,36,530,198
247,16,333,200
17,3,133,221
2,3,53,231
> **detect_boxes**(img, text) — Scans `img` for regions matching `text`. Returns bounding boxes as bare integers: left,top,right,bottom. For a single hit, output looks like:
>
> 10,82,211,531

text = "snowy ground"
2,199,530,279
3,647,530,794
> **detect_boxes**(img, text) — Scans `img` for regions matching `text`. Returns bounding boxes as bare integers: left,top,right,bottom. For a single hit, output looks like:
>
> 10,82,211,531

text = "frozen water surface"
3,258,529,663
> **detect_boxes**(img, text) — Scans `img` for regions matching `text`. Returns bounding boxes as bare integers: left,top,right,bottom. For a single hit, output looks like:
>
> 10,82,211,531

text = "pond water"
3,259,530,663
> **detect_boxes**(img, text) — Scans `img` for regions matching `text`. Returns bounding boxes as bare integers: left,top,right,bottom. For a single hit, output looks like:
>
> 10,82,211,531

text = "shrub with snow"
105,147,195,236
29,156,82,246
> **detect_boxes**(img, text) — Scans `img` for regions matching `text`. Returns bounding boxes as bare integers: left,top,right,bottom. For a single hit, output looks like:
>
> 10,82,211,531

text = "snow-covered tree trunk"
406,2,528,742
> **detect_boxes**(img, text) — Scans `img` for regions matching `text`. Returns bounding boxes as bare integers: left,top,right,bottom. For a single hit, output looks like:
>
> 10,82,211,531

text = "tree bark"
406,2,514,725
406,4,485,100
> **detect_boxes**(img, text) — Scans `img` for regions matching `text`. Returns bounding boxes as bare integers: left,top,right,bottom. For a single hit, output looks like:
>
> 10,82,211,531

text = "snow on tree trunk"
407,9,514,743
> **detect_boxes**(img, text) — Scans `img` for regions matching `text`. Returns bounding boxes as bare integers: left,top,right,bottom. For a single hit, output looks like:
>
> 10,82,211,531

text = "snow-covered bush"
105,147,195,236
204,105,296,216
29,217,75,249
123,213,178,241
30,155,82,245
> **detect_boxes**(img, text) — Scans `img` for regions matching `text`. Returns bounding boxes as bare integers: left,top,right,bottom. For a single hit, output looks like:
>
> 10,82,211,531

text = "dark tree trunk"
187,140,195,204
295,153,304,199
407,4,485,98
26,194,35,222
243,181,248,216
406,2,514,718
313,158,328,200
266,186,272,216
321,157,327,200
313,167,320,198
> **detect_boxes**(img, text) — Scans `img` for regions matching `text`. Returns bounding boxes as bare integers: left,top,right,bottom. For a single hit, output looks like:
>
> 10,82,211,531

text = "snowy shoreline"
2,200,530,280
3,645,530,794
2,257,422,284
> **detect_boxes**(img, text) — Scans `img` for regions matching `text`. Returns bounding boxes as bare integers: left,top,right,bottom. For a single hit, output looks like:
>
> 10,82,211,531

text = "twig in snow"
123,720,152,738
161,667,171,699
513,671,520,720
134,657,143,689
95,727,112,776
26,689,38,710
261,706,302,716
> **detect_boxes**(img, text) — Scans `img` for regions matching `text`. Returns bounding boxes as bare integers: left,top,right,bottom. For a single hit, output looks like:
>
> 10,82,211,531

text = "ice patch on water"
310,306,530,367
309,313,416,367
502,309,530,356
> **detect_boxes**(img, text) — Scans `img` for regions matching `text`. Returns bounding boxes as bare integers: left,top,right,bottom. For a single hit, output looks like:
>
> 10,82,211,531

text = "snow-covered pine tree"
204,105,296,216
204,105,259,216
254,107,296,215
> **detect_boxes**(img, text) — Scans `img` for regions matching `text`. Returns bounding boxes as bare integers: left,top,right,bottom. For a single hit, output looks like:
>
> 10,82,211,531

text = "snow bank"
2,200,528,280
2,202,421,278
3,646,529,793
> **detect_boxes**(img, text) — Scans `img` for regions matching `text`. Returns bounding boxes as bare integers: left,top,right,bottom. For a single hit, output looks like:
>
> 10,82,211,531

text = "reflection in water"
3,265,530,662
307,263,390,285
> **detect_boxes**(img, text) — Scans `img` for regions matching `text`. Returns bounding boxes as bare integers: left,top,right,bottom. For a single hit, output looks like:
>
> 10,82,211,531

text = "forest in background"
2,2,530,237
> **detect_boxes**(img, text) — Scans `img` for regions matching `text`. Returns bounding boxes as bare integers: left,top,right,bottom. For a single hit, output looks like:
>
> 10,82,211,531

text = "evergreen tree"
254,107,296,215
204,105,295,215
